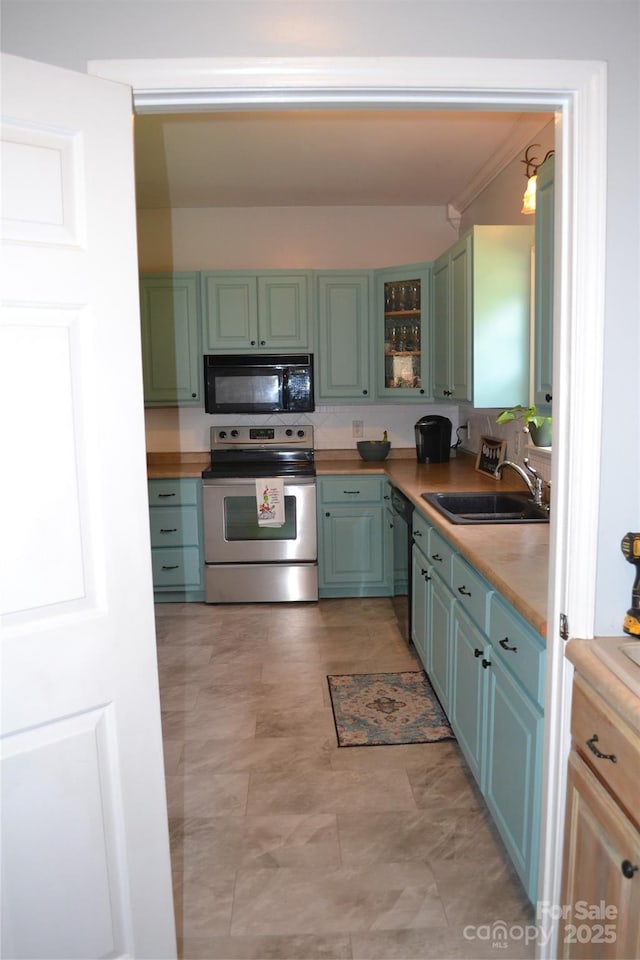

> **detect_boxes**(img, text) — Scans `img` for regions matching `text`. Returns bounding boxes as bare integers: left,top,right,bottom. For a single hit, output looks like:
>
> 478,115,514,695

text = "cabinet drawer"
411,510,431,552
148,478,199,507
489,595,545,706
149,506,200,548
151,547,202,589
428,525,455,585
571,675,640,827
451,553,491,630
320,476,383,504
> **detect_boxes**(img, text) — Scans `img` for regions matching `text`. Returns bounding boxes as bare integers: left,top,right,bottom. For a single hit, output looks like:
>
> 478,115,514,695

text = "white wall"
136,205,457,272
2,0,638,635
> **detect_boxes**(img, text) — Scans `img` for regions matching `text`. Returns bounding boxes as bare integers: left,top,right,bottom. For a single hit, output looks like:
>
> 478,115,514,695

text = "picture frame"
475,435,507,478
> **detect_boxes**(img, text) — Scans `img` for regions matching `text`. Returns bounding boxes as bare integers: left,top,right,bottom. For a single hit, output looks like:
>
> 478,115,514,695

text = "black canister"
414,415,452,463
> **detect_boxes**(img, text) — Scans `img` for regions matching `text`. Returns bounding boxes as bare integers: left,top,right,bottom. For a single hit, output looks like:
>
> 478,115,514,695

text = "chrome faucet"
495,458,547,508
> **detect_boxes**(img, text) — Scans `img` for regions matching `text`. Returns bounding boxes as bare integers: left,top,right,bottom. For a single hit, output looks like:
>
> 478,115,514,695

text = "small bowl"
357,440,391,462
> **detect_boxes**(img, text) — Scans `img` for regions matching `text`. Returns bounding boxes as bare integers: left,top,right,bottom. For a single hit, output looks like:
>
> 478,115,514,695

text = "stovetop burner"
202,424,315,480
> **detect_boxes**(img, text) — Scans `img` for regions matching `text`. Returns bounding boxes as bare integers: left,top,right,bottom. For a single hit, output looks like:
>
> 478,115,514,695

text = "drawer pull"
586,734,617,763
157,492,177,498
161,564,179,571
431,552,443,562
499,637,518,652
458,585,472,597
343,490,360,495
160,528,178,533
621,860,639,879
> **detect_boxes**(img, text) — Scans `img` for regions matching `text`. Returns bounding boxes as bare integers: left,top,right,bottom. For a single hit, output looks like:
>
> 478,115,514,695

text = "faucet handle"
523,458,539,478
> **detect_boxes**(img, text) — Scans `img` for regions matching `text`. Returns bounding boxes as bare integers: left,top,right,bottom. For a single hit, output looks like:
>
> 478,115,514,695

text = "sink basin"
422,491,550,525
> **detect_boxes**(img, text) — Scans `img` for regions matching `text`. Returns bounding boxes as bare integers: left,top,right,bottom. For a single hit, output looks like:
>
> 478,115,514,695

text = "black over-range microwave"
204,354,315,414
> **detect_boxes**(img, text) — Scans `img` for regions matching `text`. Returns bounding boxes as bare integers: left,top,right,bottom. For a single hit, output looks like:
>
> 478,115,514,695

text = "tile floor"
156,597,536,960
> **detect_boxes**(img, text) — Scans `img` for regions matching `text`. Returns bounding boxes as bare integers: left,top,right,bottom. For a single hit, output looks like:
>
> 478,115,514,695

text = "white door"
0,54,176,959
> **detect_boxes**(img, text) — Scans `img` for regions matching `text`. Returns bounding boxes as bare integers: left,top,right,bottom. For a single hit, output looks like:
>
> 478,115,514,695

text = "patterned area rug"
327,671,455,747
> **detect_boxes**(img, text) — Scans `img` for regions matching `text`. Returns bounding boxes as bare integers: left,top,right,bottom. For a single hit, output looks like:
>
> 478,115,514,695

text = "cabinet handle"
621,860,639,879
474,648,483,658
499,637,518,652
443,389,452,397
458,585,472,597
586,734,617,763
431,553,443,562
362,389,368,395
260,340,266,346
413,529,423,538
419,389,425,394
160,528,178,533
384,494,390,500
162,564,179,570
250,340,257,346
191,393,197,398
482,658,491,669
158,492,176,498
343,490,360,495
421,569,431,581
325,512,331,517
545,393,553,403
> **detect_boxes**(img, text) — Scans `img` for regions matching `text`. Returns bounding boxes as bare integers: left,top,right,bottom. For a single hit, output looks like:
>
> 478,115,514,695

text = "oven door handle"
203,475,316,487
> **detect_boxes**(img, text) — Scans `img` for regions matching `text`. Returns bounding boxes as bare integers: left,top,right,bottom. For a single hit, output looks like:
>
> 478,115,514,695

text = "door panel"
0,53,175,959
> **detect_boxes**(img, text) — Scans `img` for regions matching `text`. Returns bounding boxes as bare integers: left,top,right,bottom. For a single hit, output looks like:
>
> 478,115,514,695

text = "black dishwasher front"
390,486,413,644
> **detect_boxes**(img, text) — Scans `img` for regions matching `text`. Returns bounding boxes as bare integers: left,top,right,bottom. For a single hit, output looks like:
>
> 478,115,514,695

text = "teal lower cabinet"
411,507,545,904
318,475,392,597
148,478,205,602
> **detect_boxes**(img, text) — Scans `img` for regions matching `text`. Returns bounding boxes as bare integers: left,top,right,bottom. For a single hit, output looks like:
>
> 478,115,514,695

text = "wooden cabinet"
316,273,372,401
317,475,392,597
200,271,312,352
534,155,555,409
375,263,431,400
139,272,202,406
409,507,545,903
148,478,204,601
432,225,534,407
433,235,472,402
559,674,640,958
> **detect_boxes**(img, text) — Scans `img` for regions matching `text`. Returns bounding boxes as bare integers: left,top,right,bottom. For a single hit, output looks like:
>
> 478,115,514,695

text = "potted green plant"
496,404,552,447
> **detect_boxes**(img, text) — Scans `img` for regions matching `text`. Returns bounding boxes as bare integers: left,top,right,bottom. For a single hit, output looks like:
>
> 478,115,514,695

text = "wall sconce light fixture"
521,144,555,214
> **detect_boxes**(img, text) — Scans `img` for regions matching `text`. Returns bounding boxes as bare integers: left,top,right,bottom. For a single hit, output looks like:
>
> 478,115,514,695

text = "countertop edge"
566,637,640,736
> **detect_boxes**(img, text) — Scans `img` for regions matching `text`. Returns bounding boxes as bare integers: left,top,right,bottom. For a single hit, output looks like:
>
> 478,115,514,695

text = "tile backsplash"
461,409,552,482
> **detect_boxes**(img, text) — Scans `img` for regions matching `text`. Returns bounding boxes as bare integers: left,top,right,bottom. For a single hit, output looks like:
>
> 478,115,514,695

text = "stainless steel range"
202,425,318,603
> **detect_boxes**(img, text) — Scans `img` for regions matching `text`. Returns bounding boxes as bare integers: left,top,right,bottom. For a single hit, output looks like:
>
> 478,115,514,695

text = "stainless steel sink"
421,491,550,525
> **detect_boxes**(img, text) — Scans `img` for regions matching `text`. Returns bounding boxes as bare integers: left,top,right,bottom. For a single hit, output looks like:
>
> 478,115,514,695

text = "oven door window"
224,495,297,540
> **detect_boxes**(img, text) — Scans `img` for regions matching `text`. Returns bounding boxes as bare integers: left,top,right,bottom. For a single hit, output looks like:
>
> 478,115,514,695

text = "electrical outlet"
352,420,363,438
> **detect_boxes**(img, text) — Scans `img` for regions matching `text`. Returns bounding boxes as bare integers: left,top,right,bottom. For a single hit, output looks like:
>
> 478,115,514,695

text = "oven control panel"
211,425,313,449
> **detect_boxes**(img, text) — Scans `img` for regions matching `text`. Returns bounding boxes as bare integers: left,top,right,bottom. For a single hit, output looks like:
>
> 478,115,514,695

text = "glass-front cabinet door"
375,263,430,400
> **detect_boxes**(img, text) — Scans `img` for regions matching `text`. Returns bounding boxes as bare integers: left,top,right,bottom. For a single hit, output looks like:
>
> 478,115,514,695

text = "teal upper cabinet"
200,271,312,352
433,235,472,402
375,263,431,401
533,155,555,409
316,273,372,401
432,226,534,407
140,272,202,407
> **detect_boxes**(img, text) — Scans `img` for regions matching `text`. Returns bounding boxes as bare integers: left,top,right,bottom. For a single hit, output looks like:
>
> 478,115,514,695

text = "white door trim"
90,55,607,957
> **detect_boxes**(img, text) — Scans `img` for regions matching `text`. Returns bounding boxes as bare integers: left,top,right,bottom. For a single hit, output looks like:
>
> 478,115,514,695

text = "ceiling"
133,108,553,211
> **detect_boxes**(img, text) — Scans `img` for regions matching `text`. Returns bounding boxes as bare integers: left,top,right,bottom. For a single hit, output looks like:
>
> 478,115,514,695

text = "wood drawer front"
571,676,640,827
489,595,545,706
320,476,383,504
451,552,492,631
148,478,199,507
428,526,455,586
149,506,200,548
151,547,202,589
411,511,431,552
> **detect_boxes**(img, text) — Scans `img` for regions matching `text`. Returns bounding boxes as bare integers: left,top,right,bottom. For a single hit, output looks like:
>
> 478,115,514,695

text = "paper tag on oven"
256,478,285,527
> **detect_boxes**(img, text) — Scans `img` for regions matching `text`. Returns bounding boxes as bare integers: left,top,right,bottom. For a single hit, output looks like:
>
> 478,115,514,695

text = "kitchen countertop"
147,447,549,636
566,636,640,736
